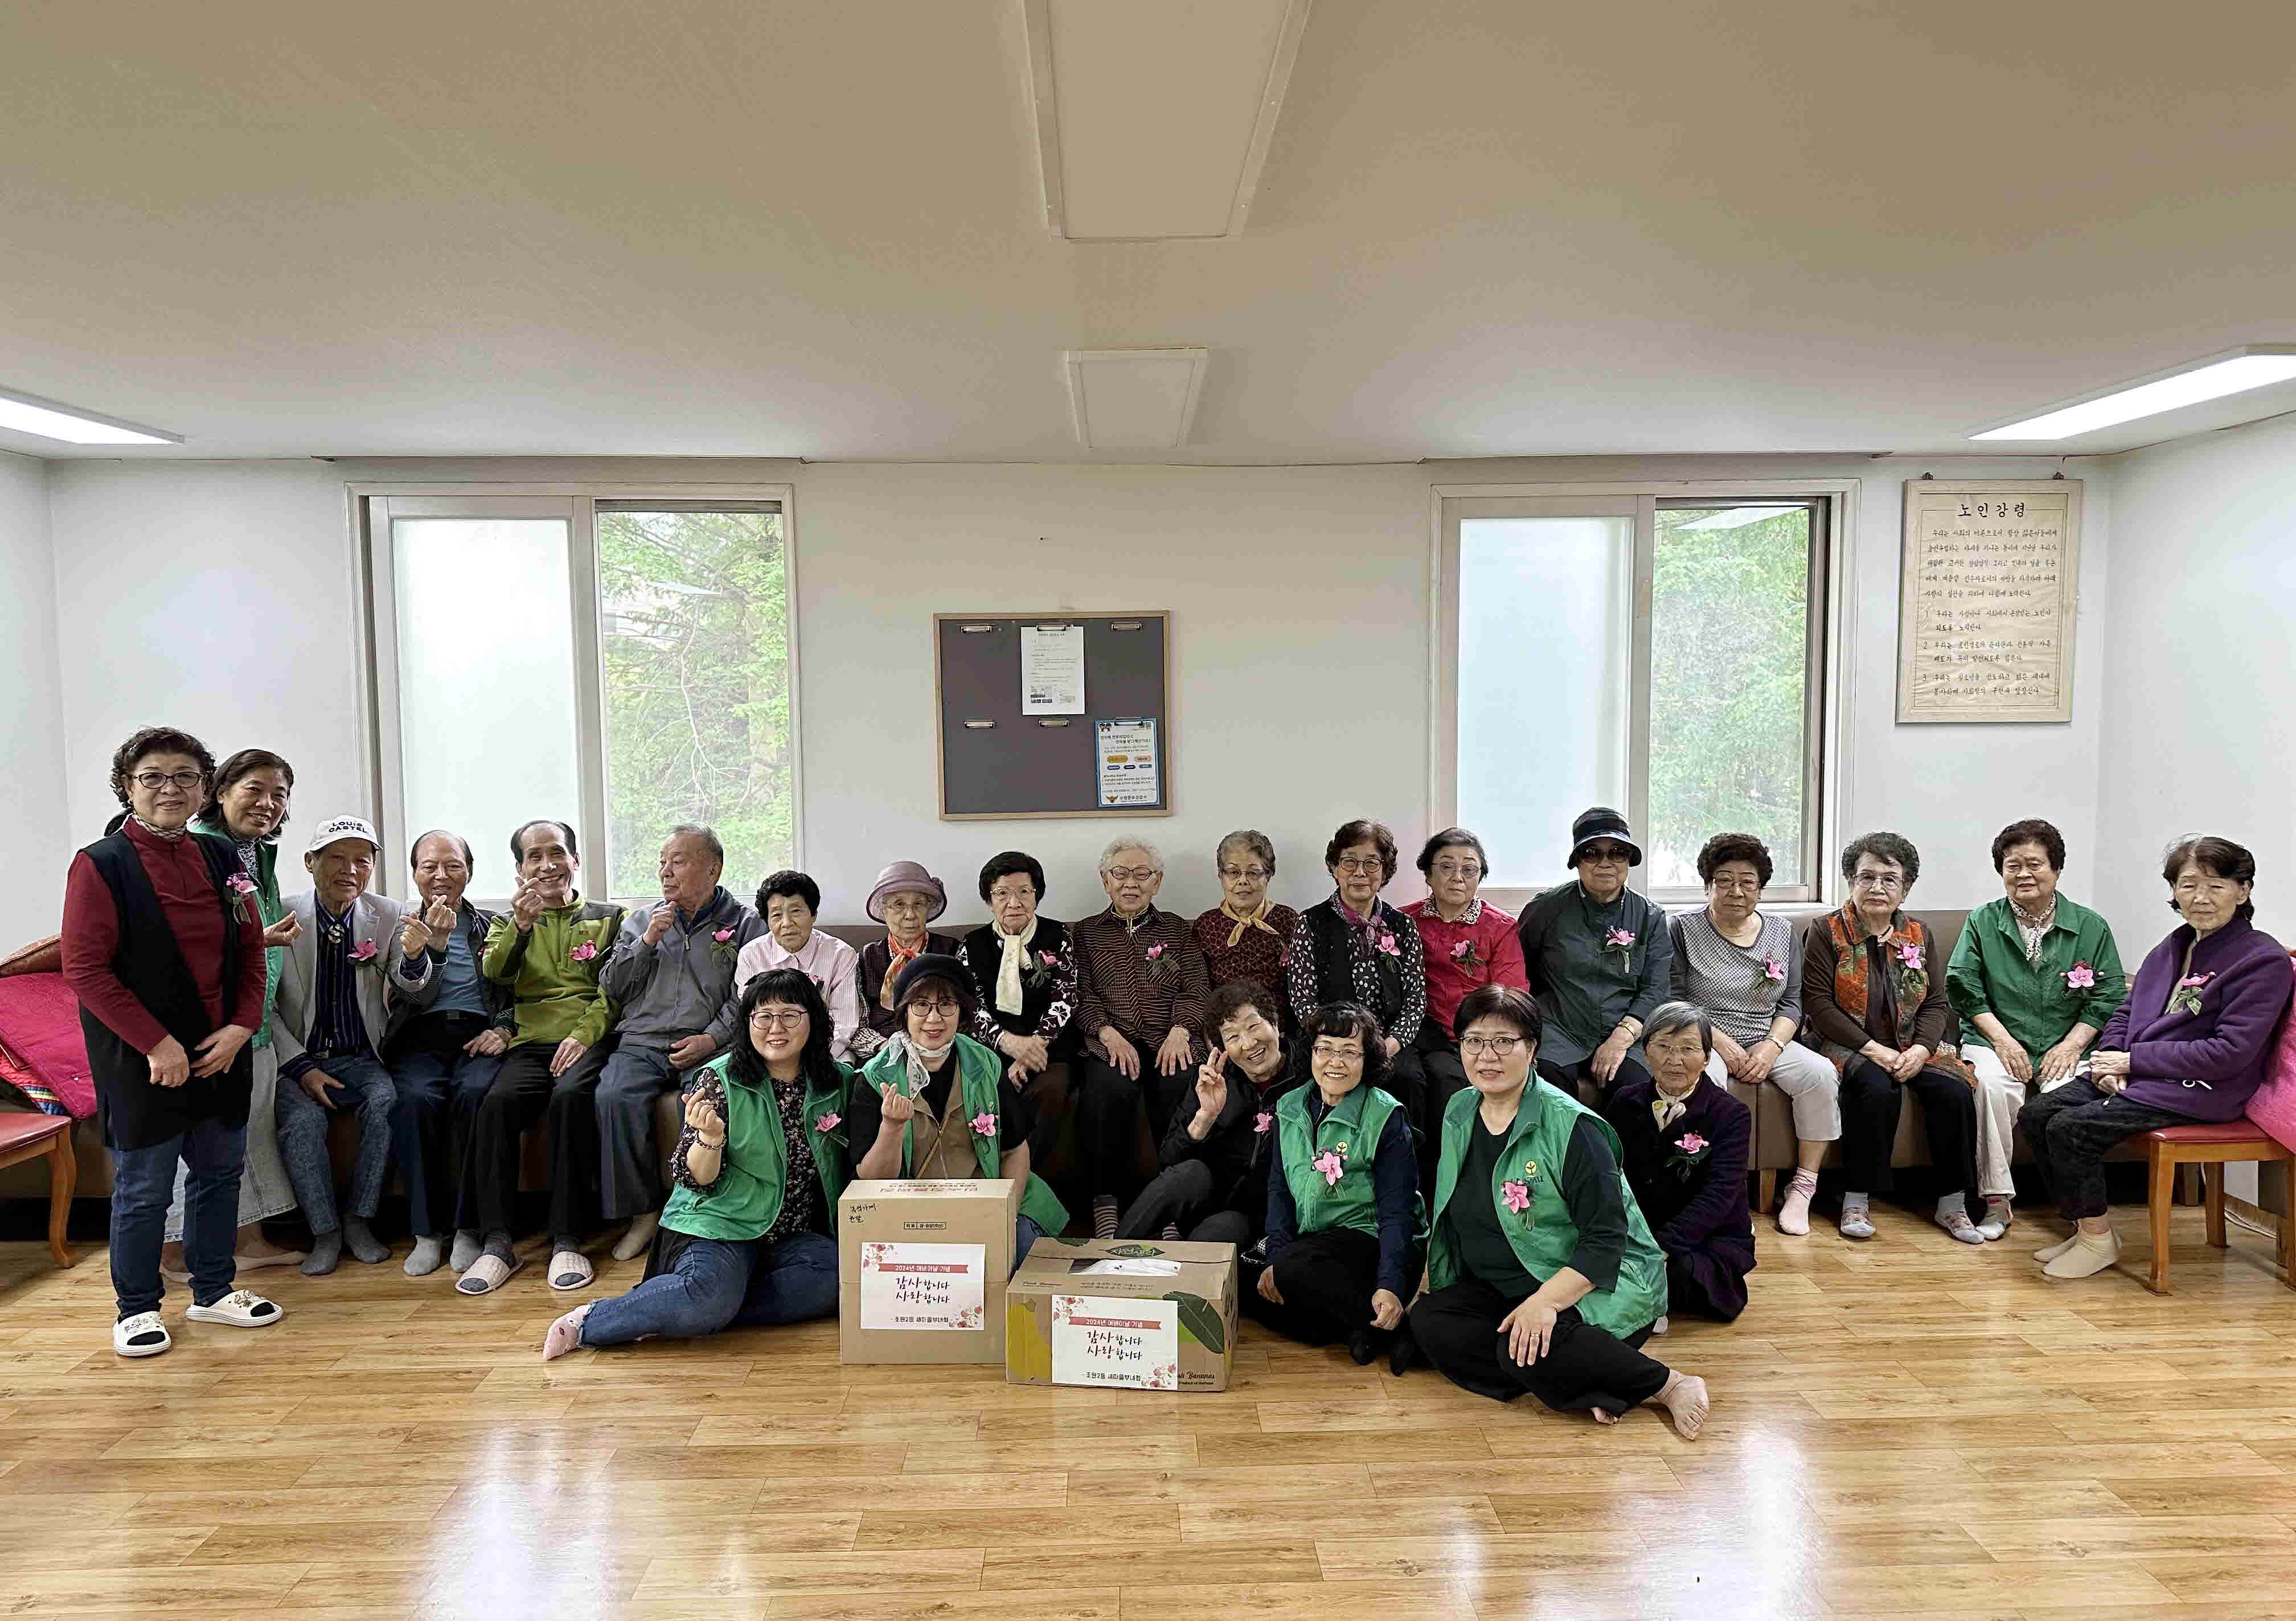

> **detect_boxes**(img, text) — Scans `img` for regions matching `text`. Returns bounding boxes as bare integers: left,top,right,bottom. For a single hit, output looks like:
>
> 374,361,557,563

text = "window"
361,489,797,903
1435,486,1838,905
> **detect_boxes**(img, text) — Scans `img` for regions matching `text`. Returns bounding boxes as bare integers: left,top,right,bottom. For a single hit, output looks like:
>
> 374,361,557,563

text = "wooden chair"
2143,1121,2295,1293
0,1110,77,1268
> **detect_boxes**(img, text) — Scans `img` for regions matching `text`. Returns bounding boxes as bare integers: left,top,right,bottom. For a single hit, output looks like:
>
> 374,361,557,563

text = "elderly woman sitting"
1254,1002,1423,1367
1191,829,1299,1033
1516,807,1673,1104
842,953,1068,1265
1805,832,1983,1244
1286,820,1429,1135
541,969,851,1357
960,851,1079,1084
2019,835,2293,1280
853,861,960,1062
1604,1004,1756,1324
1404,827,1528,1145
1409,986,1708,1436
1668,831,1840,1235
1073,837,1211,1235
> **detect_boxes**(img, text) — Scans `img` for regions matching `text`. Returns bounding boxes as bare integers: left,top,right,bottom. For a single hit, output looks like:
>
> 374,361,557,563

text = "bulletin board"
933,611,1171,820
1896,480,2083,723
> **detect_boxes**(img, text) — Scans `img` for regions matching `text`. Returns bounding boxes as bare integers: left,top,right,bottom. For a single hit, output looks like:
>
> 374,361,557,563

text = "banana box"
1003,1237,1236,1392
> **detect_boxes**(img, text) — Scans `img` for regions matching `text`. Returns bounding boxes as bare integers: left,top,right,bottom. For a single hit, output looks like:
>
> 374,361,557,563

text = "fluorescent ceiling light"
1063,348,1211,449
1971,346,2296,441
0,385,180,445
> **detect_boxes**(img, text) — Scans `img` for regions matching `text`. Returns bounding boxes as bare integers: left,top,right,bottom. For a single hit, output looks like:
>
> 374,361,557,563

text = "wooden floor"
2,1203,2293,1621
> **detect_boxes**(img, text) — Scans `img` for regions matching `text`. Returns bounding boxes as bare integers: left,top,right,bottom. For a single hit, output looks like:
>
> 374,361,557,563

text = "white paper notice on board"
1051,1293,1179,1389
1020,624,1086,715
1094,718,1159,808
858,1241,986,1331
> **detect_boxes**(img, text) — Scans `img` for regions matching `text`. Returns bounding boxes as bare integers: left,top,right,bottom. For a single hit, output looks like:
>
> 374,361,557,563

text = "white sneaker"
113,1311,171,1358
184,1290,284,1328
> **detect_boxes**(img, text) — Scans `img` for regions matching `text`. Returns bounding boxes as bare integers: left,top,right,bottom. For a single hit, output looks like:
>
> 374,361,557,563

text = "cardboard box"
1003,1237,1238,1393
838,1178,1023,1365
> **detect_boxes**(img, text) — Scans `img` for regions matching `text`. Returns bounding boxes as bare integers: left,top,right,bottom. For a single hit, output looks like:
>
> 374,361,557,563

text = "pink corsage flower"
1602,926,1637,968
1677,1132,1709,1155
712,927,735,943
1311,1149,1346,1187
970,1111,998,1137
2169,971,2215,1016
570,940,598,962
225,872,256,898
1896,942,1921,966
1145,943,1166,960
1761,956,1787,983
1500,1180,1531,1214
2064,961,2096,990
350,940,378,963
1605,927,1637,948
1253,1110,1273,1135
814,1111,841,1133
1374,929,1400,957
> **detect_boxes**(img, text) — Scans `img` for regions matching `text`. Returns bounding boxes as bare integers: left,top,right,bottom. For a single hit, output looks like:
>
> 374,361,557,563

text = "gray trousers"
595,1041,687,1222
275,1053,396,1235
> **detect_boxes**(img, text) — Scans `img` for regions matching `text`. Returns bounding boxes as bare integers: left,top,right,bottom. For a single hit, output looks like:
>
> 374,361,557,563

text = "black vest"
1303,899,1407,1025
77,831,256,1151
960,918,1071,1036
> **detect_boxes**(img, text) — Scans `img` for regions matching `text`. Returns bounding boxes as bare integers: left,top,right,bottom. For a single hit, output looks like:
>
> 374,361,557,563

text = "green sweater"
1945,894,2128,1060
190,816,284,1049
482,897,622,1049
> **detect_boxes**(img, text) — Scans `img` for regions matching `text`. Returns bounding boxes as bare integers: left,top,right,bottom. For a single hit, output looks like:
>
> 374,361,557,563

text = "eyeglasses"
908,998,961,1017
749,1009,807,1028
1709,875,1761,892
1334,856,1385,874
2000,860,2052,877
1430,862,1483,880
1852,871,1905,892
1460,1034,1525,1057
1106,867,1160,883
1310,1042,1364,1061
132,770,205,791
1218,865,1270,882
1579,845,1631,864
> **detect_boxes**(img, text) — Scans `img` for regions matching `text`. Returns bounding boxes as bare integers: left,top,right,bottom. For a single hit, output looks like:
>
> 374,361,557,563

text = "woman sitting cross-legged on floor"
1604,1002,1756,1324
1252,1001,1425,1369
542,970,850,1357
1408,985,1709,1437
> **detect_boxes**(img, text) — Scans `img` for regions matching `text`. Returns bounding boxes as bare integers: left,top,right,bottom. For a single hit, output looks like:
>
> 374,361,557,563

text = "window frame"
351,481,801,906
1429,478,1852,912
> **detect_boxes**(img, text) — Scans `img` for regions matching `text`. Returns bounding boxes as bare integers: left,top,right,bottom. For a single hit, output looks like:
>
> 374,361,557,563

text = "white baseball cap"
305,814,382,857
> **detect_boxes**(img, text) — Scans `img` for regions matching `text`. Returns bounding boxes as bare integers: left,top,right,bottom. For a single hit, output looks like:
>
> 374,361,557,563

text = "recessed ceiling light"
1971,345,2296,441
0,385,181,445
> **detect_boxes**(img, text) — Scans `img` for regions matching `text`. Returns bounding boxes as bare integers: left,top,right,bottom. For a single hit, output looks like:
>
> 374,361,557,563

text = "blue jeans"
390,1047,502,1237
579,1230,839,1346
1013,1215,1043,1274
276,1054,396,1235
111,1116,245,1317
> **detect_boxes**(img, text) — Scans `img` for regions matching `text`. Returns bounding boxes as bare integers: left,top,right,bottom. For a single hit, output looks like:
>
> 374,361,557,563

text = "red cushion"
2147,1121,2285,1147
0,973,97,1120
0,1110,72,1152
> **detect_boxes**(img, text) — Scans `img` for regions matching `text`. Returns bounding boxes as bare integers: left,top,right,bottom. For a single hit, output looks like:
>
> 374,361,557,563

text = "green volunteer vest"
662,1055,852,1243
1427,1078,1668,1337
858,1034,1069,1237
1274,1082,1426,1242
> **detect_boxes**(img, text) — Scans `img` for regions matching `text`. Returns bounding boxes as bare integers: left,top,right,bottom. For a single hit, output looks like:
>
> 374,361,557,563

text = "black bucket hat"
1566,806,1643,869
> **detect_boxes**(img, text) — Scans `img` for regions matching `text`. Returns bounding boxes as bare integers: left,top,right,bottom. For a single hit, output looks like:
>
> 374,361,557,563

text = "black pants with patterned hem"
1409,1274,1670,1413
2016,1078,2190,1220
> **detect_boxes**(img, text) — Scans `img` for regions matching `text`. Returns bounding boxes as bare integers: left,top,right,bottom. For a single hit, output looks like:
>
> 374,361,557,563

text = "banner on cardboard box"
860,1241,986,1331
1051,1293,1179,1389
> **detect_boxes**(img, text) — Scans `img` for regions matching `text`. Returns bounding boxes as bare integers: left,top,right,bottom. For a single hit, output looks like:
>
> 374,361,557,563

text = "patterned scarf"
990,915,1037,1016
2010,898,2057,966
880,932,927,1010
1219,898,1283,949
1819,906,1971,1081
879,1031,955,1110
130,814,188,842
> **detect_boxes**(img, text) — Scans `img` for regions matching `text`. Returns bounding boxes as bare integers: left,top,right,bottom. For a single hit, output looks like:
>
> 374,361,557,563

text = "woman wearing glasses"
1515,808,1674,1105
1803,832,1983,1244
541,969,851,1357
62,728,285,1357
1286,821,1429,1131
1191,830,1299,1033
1409,985,1708,1437
1403,828,1527,1178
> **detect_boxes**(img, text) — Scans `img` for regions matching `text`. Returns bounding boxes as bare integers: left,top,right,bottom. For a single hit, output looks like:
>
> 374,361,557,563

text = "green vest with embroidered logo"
663,1054,852,1243
1427,1078,1667,1337
858,1033,1069,1237
1274,1082,1425,1241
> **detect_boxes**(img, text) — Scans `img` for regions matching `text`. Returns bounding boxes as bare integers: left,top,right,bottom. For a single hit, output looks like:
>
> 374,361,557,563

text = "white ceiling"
3,1,2294,463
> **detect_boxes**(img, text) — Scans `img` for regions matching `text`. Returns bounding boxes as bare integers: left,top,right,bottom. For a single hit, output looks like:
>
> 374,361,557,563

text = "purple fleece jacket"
2098,915,2294,1122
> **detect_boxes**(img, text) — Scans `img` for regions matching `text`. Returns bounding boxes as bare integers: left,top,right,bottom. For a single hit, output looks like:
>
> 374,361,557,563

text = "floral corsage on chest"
1602,926,1637,971
1311,1141,1351,1186
1023,948,1064,990
350,939,379,970
1667,1131,1712,1180
1450,936,1487,977
1761,955,1787,984
2168,971,2215,1017
1372,926,1402,959
1500,1156,1538,1215
1143,940,1176,983
709,925,739,967
811,1107,846,1149
1888,937,1926,1005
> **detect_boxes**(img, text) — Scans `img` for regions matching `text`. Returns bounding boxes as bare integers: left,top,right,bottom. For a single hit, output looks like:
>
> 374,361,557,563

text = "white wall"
2092,413,2296,950
38,451,2112,929
0,451,68,927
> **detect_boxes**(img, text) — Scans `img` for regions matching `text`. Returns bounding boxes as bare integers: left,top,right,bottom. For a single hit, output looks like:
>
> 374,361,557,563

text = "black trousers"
462,1043,606,1242
1073,1050,1196,1206
1245,1227,1384,1345
1416,1028,1470,1192
2017,1078,2190,1220
1114,1159,1251,1246
1409,1274,1670,1414
1838,1056,1977,1198
1538,1053,1654,1108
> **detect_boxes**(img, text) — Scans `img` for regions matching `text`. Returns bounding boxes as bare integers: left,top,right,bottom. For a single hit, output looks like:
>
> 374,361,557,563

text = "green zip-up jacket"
482,896,622,1049
1945,895,2128,1060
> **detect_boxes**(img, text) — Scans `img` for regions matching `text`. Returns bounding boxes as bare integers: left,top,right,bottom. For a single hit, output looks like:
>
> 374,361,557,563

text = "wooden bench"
2143,1120,2295,1293
0,1110,76,1268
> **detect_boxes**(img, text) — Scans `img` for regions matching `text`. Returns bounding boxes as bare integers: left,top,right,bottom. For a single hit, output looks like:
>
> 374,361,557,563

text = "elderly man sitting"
594,824,764,1265
1071,837,1212,1237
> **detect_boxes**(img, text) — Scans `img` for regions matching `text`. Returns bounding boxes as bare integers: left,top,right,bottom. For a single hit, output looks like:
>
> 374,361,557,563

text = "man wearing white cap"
272,815,432,1275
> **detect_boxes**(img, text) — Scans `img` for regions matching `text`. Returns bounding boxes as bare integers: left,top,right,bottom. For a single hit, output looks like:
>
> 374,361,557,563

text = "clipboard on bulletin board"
933,611,1171,820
